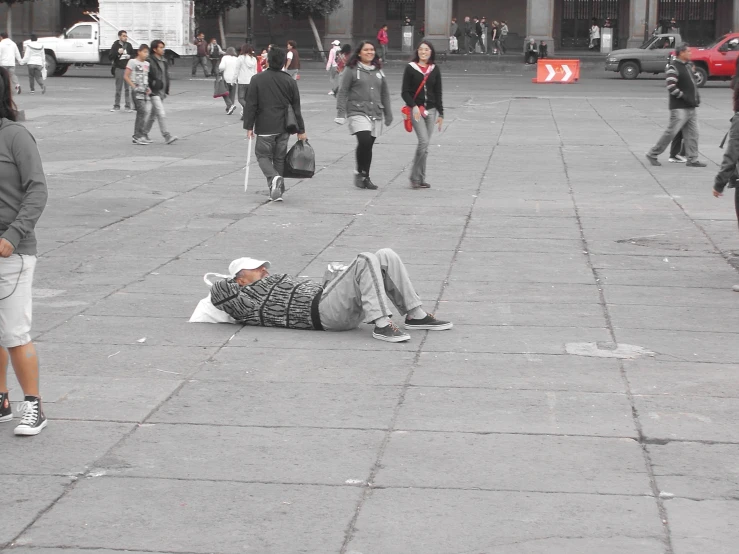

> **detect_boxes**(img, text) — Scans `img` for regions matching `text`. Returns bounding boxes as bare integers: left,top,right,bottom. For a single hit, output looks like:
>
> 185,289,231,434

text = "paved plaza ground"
2,59,739,553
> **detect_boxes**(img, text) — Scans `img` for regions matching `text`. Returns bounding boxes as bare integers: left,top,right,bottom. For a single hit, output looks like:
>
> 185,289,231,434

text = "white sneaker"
269,176,284,201
669,155,687,163
328,91,335,95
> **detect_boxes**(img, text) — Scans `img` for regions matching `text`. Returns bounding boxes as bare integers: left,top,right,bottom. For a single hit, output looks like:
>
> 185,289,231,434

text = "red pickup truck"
688,33,739,87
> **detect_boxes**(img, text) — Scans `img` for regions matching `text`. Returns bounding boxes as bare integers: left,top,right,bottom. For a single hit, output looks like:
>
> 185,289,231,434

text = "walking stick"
244,135,252,192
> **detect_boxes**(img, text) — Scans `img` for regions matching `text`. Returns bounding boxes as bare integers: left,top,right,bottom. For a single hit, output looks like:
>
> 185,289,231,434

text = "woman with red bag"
335,41,393,190
401,40,443,189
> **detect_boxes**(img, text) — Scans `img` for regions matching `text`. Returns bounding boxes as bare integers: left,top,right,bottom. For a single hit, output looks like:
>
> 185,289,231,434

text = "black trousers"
355,131,376,175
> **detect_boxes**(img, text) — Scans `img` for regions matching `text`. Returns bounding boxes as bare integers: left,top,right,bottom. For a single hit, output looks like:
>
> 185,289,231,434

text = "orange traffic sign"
532,59,580,84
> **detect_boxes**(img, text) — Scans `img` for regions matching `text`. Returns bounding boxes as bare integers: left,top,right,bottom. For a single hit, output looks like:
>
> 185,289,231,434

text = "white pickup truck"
27,0,195,76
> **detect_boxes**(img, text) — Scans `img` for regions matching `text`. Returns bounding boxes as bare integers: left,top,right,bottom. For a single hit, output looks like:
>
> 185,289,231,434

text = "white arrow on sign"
545,64,555,81
562,64,573,82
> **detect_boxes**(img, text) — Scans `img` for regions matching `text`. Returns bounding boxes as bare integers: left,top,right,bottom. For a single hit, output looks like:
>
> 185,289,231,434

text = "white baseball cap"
332,40,341,46
228,257,271,277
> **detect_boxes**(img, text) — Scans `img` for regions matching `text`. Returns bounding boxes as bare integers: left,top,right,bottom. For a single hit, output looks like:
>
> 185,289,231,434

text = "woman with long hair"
236,43,257,120
401,40,443,189
218,46,240,115
0,67,50,436
335,41,392,190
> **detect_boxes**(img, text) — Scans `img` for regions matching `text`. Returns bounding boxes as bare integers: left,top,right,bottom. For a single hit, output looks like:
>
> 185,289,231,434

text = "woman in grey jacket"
335,41,393,190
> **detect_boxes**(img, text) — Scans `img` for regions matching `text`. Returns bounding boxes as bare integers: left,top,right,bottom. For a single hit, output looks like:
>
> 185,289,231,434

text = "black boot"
354,172,367,189
362,173,378,190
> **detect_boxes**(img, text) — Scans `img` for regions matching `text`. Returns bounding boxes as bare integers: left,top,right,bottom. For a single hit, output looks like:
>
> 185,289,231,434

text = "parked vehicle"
25,0,195,76
685,33,739,87
605,33,681,80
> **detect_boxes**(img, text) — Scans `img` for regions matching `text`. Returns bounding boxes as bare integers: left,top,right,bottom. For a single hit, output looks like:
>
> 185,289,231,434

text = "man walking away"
244,47,307,202
500,21,509,53
191,32,209,77
109,30,134,111
21,35,45,94
463,16,473,54
377,25,389,61
144,40,177,144
646,44,706,168
284,40,301,80
0,33,22,94
124,44,152,145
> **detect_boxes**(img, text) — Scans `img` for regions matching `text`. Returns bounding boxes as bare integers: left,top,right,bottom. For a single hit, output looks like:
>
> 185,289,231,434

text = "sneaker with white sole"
372,321,411,342
669,155,687,163
269,176,284,201
14,396,47,436
227,105,236,115
132,136,148,145
404,313,454,331
140,136,153,144
165,135,179,145
0,392,11,423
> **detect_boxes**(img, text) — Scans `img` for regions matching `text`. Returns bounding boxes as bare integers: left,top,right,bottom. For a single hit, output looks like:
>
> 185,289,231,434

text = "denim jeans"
222,82,237,108
255,133,289,185
132,94,152,138
114,67,131,109
191,55,209,77
27,65,43,91
648,108,699,162
143,95,170,139
410,108,437,184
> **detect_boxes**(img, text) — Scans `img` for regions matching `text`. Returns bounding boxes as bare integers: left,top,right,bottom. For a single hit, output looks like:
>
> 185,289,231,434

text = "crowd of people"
449,16,509,55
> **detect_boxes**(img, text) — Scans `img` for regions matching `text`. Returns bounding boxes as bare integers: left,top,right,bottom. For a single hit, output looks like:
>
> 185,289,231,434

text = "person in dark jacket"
191,32,209,77
402,41,443,189
646,44,706,167
473,17,484,53
463,16,473,54
244,47,307,202
210,250,453,343
335,41,393,190
143,40,177,144
108,30,135,111
0,68,49,436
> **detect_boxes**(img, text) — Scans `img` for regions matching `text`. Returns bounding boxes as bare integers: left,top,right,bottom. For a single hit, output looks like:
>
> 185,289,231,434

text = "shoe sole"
668,159,686,163
0,413,12,423
404,322,454,331
372,332,411,342
166,138,178,144
14,419,47,436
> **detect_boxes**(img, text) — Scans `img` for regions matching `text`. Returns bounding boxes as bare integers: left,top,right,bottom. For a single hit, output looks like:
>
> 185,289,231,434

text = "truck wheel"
694,66,707,88
44,54,56,76
53,64,70,76
620,62,639,80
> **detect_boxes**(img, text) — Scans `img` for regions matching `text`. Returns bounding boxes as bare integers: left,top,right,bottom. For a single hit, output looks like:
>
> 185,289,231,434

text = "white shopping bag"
188,272,237,324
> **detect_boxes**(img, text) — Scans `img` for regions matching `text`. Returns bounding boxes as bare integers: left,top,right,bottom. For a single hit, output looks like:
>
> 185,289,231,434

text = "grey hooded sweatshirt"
0,119,48,255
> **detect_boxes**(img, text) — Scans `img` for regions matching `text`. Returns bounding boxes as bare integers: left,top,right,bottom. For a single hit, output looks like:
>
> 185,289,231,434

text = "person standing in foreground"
0,33,22,94
335,41,392,191
377,25,389,61
218,47,240,115
191,32,209,77
143,40,177,145
283,40,300,80
124,44,152,145
0,67,49,435
646,44,706,168
109,30,134,111
210,250,452,343
21,35,45,94
236,44,257,119
326,39,341,95
402,41,443,189
244,47,307,202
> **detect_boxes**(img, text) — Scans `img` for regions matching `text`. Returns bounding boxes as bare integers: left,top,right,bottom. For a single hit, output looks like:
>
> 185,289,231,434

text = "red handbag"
402,70,431,132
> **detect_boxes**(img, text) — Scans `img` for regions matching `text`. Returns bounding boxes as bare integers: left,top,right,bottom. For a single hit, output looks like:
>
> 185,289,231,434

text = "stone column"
325,0,354,49
526,0,555,54
735,0,739,33
627,0,658,48
424,0,453,52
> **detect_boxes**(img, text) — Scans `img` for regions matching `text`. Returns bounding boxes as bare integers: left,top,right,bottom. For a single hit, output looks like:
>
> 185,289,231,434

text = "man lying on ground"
209,248,452,343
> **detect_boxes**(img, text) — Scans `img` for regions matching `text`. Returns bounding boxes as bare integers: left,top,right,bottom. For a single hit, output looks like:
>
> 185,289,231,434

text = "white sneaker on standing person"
143,40,177,144
20,34,46,94
0,67,49,436
236,43,258,120
0,33,22,94
402,40,444,189
219,47,239,115
124,44,152,145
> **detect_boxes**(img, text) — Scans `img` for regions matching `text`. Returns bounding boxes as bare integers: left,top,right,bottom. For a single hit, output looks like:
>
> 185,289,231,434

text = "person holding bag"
335,41,392,191
402,40,443,189
218,47,240,115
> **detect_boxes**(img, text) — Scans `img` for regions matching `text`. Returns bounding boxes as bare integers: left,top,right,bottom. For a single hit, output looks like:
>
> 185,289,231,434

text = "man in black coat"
244,47,307,202
108,30,135,111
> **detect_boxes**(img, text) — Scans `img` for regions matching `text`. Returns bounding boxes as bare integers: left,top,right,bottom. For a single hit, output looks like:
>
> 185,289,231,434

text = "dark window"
561,0,621,49
658,0,716,46
387,0,416,21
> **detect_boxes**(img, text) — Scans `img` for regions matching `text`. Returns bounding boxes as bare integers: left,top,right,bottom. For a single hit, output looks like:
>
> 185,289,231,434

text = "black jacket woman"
335,41,393,190
401,40,443,189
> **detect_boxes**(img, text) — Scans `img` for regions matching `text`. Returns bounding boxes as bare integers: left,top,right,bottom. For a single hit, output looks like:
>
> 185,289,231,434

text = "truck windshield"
703,35,728,50
640,37,658,49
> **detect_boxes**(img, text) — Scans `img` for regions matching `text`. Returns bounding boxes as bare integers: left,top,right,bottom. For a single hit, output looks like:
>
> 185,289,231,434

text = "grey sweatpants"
648,108,699,162
318,248,423,331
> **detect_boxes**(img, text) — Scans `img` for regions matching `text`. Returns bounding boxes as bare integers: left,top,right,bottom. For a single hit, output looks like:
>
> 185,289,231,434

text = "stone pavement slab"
4,64,738,553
